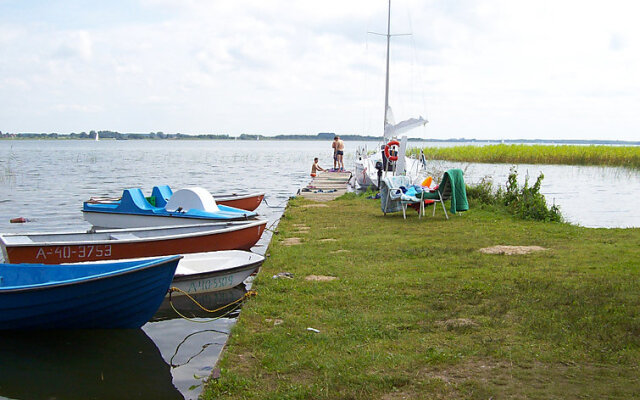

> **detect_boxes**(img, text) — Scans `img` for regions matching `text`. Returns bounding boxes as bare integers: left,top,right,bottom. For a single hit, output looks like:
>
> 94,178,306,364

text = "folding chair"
380,176,424,219
422,169,469,219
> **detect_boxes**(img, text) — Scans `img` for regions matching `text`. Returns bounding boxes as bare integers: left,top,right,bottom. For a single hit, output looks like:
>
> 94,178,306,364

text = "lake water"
0,139,638,399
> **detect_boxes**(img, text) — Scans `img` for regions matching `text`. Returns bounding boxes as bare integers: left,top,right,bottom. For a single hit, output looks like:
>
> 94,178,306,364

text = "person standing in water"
332,136,345,171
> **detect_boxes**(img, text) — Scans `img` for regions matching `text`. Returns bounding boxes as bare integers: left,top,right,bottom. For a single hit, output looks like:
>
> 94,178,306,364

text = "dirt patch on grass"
282,237,302,246
382,392,419,400
479,245,548,255
330,249,350,254
305,275,337,282
421,358,512,385
265,318,284,326
435,318,478,331
302,204,329,208
319,238,337,242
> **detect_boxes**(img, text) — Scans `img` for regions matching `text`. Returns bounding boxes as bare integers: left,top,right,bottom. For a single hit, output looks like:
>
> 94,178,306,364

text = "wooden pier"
298,171,353,202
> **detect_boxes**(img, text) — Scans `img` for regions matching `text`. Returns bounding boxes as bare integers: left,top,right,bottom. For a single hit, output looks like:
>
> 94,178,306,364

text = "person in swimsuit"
310,157,325,177
332,136,345,171
332,137,339,169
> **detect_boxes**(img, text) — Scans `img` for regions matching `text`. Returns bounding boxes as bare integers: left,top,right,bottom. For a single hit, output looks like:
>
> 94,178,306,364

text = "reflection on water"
0,140,638,399
142,286,250,398
0,329,182,400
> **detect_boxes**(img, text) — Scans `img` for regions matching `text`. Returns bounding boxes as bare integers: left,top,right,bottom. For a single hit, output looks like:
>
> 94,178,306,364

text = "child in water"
310,157,325,177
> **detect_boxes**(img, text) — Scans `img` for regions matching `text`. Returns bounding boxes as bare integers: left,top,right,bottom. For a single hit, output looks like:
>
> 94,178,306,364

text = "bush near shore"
410,144,640,170
203,192,639,399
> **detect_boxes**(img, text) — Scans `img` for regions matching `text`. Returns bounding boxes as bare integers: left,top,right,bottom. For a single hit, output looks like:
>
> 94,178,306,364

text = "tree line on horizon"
0,130,637,145
0,130,383,141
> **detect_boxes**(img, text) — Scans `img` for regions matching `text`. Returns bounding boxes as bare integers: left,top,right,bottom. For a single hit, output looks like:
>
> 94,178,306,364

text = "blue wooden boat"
82,186,258,229
0,255,182,329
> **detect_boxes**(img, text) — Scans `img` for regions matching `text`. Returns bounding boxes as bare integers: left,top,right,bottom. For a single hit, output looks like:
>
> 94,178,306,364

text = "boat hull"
215,192,265,211
1,220,267,264
170,251,264,295
354,157,380,189
0,256,181,329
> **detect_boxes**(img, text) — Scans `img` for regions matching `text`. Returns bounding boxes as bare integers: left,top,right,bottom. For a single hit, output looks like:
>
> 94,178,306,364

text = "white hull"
170,250,264,295
354,155,381,189
83,211,251,229
354,152,427,190
72,250,264,296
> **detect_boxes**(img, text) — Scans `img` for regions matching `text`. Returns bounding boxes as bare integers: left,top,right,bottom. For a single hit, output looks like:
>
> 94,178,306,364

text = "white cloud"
0,0,639,140
52,30,93,60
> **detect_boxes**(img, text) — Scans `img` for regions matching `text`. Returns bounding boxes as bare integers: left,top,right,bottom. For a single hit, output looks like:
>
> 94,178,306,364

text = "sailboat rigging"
355,0,428,189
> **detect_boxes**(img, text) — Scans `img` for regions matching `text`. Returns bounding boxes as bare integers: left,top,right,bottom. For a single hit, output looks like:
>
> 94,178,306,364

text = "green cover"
423,169,469,213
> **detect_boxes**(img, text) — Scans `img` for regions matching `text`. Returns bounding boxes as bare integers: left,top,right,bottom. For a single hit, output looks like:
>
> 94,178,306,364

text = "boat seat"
120,188,156,211
174,265,200,276
109,233,139,241
151,185,174,208
1,236,34,245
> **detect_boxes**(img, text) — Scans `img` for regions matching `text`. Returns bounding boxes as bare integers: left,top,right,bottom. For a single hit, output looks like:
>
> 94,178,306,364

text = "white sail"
384,106,428,141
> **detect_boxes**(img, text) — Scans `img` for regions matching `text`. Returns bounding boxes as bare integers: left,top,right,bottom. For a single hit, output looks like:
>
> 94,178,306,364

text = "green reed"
409,144,640,170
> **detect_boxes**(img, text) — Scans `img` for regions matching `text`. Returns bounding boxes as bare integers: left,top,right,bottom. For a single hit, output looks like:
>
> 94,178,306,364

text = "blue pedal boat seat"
151,185,173,208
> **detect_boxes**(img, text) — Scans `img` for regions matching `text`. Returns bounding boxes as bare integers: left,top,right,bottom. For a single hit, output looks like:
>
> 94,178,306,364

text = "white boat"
354,0,428,189
169,250,264,296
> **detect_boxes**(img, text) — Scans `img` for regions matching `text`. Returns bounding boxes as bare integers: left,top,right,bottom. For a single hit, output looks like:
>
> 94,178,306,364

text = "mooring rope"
264,218,282,234
168,287,257,323
262,197,288,208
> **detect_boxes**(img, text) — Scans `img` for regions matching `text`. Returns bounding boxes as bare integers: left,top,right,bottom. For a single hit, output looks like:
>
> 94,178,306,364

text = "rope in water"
262,197,289,209
168,287,257,323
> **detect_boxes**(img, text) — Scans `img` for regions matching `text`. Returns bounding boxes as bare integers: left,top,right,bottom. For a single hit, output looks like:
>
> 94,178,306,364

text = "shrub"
465,176,497,207
466,166,562,222
501,167,562,222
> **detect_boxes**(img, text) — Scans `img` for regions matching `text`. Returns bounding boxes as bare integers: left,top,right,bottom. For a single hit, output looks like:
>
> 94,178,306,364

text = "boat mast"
383,0,391,133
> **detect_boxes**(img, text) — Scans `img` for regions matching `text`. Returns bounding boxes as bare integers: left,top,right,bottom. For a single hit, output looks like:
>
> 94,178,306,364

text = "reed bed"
410,144,640,170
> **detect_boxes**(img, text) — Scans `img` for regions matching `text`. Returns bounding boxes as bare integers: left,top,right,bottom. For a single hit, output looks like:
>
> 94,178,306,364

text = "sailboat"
354,0,428,189
95,132,99,141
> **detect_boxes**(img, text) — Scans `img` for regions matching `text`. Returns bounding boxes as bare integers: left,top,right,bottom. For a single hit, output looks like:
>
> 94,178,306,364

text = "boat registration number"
35,245,112,260
188,276,234,293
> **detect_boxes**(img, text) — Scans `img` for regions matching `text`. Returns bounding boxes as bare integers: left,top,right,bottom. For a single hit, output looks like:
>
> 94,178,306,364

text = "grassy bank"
203,195,639,399
409,144,640,170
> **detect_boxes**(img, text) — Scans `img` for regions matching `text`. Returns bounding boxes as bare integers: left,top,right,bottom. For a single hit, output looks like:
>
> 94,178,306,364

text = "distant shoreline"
1,132,638,146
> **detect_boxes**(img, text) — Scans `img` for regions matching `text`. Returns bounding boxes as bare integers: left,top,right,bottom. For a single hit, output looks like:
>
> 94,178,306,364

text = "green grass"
409,144,640,170
203,195,640,399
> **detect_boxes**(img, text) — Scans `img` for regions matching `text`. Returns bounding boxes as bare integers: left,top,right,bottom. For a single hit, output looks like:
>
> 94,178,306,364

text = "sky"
1,0,639,141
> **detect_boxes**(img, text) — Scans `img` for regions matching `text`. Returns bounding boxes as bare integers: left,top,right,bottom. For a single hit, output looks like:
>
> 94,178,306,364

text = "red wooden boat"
215,192,265,212
0,219,267,264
